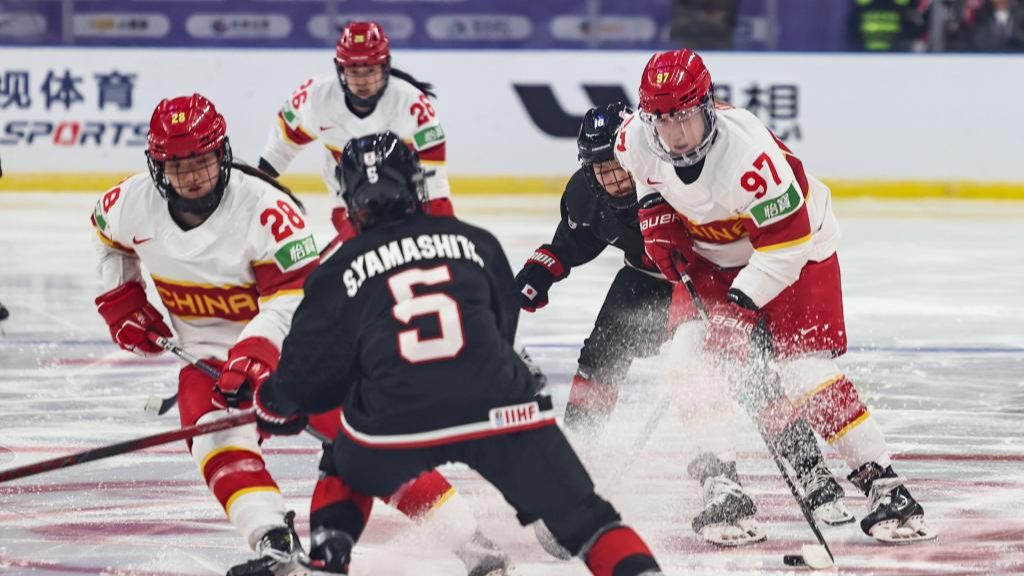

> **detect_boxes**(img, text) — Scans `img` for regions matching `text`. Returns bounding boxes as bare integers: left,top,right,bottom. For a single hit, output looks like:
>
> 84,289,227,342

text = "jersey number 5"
388,265,465,363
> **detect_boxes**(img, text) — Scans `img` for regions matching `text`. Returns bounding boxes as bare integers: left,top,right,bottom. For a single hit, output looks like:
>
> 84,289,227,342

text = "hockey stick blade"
144,392,178,416
795,544,834,570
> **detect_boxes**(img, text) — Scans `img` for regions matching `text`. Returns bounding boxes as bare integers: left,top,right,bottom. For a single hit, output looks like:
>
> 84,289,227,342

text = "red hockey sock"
584,526,660,576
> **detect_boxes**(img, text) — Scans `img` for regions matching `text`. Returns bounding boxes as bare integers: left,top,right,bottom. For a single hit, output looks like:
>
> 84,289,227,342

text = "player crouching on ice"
92,95,510,576
517,103,855,548
615,49,936,544
253,131,668,576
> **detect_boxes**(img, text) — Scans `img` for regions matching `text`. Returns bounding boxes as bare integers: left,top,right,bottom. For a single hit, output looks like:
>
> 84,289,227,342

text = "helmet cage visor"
639,94,716,167
146,139,232,214
336,59,391,109
582,158,637,212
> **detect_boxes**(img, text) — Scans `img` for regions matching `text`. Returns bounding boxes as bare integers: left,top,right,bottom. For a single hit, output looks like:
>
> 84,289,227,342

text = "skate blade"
700,518,767,547
814,500,856,527
869,515,939,544
532,521,572,560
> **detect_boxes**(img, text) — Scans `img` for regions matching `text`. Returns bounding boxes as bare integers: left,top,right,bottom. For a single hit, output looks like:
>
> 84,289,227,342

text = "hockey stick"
679,271,834,570
0,410,255,484
145,333,333,444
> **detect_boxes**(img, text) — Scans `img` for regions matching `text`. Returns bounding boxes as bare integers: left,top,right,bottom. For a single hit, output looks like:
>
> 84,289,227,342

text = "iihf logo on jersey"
489,401,541,429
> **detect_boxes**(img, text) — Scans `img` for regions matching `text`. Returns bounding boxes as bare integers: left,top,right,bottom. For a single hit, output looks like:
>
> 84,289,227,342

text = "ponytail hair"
231,162,306,213
390,67,436,99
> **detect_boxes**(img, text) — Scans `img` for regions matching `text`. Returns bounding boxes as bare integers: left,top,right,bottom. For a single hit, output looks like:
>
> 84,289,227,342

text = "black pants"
577,265,673,385
332,425,621,555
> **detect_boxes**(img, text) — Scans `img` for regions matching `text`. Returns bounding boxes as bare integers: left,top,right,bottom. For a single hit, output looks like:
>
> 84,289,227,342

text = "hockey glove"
214,337,280,410
254,380,308,437
638,194,694,283
703,290,760,362
95,281,172,357
515,246,565,312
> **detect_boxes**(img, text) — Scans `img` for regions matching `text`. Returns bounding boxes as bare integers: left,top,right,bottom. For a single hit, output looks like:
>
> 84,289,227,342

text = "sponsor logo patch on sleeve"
274,235,319,271
93,201,108,231
413,125,445,150
749,182,802,226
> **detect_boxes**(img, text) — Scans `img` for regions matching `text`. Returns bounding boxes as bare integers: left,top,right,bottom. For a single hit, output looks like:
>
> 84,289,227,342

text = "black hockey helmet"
336,131,425,231
577,102,638,219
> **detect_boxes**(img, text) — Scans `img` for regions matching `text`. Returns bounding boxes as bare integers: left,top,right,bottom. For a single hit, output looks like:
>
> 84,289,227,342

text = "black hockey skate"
227,511,309,576
799,462,855,526
0,300,9,322
307,528,353,575
454,530,515,576
848,462,937,543
687,453,765,547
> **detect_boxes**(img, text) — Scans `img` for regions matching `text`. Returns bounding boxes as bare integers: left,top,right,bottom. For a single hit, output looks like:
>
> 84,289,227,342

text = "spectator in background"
670,0,740,50
849,0,919,50
960,0,1024,50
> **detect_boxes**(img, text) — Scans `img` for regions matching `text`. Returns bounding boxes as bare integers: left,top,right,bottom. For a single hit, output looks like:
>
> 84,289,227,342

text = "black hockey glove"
515,246,565,312
254,382,308,437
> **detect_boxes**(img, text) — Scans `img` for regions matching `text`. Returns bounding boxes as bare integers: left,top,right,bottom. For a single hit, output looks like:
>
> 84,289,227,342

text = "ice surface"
1,193,1022,575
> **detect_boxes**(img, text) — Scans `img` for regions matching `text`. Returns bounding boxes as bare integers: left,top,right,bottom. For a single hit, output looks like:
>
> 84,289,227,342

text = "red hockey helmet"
637,49,717,167
335,21,391,68
146,94,233,214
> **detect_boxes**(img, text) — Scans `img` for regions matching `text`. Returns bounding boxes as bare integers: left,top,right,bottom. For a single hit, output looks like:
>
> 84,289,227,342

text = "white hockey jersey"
614,106,841,308
260,74,450,207
91,171,320,360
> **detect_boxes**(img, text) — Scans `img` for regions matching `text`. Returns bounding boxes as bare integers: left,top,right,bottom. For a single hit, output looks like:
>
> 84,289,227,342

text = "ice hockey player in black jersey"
515,102,673,434
254,131,666,576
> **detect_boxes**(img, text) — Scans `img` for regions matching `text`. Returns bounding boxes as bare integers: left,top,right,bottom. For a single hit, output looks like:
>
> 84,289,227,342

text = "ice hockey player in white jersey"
259,21,453,244
615,49,937,544
92,94,318,575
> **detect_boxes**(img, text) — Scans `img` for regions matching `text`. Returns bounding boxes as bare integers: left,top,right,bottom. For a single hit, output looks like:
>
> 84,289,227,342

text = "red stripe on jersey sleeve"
277,111,315,146
253,259,318,299
744,202,812,251
93,225,135,255
770,132,810,200
418,141,446,163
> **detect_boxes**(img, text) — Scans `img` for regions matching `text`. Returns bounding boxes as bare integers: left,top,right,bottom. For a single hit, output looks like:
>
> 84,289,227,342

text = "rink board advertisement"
1,48,1023,196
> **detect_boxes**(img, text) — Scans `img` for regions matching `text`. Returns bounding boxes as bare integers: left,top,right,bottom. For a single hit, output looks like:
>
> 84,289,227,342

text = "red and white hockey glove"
95,281,172,357
254,380,307,437
213,337,280,410
515,246,565,312
704,291,760,362
638,194,693,283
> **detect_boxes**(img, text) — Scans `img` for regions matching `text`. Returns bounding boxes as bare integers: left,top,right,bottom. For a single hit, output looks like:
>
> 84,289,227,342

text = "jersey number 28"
388,265,465,363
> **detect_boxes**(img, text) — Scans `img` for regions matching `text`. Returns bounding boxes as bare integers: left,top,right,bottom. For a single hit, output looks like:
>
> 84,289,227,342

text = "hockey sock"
565,374,619,430
310,473,373,543
583,525,660,576
796,374,889,469
386,469,478,552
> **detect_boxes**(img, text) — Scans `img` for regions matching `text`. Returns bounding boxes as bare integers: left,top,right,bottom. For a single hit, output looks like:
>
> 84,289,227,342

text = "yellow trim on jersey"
225,486,282,519
7,173,1024,198
828,411,870,444
150,273,254,291
324,143,342,153
793,374,845,408
258,289,305,303
200,445,260,475
424,487,457,519
94,228,117,248
754,233,812,252
421,159,447,166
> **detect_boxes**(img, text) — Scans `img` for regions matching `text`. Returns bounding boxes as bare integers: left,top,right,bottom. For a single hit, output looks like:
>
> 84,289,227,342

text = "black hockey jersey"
551,169,658,276
260,213,555,448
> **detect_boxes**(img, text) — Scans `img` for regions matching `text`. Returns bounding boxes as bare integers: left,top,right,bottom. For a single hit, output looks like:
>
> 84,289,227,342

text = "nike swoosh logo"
319,126,334,131
646,177,663,186
132,236,152,245
798,326,818,337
